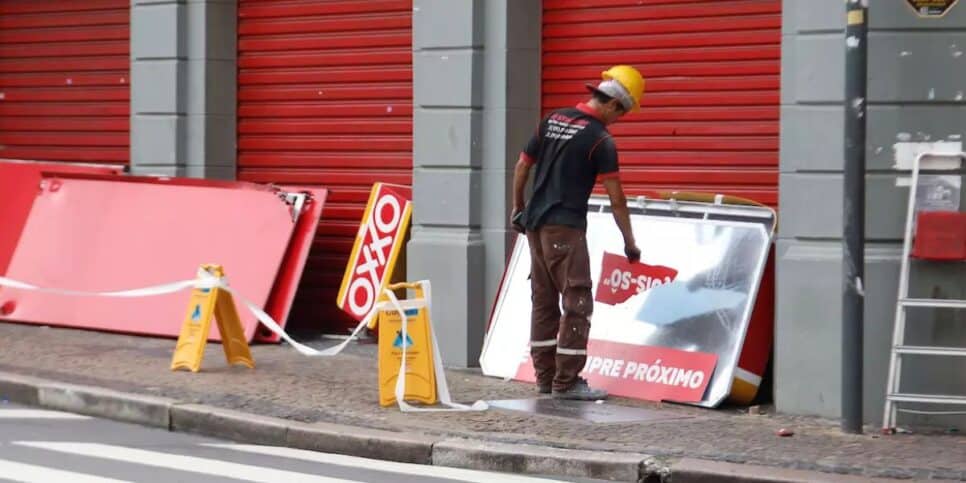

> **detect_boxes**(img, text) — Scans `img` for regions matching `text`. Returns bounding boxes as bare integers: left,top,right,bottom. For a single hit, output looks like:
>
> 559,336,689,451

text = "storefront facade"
4,0,963,424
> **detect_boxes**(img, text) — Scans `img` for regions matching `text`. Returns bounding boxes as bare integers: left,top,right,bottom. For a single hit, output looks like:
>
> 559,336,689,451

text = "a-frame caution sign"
171,265,255,372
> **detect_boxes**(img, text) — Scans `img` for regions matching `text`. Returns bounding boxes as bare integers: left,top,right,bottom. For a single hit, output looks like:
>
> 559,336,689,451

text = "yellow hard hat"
601,65,645,112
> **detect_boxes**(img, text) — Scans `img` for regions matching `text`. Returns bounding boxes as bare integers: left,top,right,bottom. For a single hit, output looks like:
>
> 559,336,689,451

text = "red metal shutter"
0,0,130,165
238,0,413,330
542,0,781,205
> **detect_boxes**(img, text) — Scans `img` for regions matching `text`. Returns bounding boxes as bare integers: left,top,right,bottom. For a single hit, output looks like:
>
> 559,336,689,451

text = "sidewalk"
0,323,962,482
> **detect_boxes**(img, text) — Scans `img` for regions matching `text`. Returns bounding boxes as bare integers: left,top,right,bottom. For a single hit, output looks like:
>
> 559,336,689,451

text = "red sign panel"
257,187,328,343
594,252,678,306
337,183,413,321
0,161,122,276
516,340,717,403
0,175,296,341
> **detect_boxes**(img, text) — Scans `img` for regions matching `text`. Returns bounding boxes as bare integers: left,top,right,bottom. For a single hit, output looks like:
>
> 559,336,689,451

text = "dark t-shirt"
521,103,619,231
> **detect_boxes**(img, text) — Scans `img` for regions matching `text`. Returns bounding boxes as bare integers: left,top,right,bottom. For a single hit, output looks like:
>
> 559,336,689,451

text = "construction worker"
510,65,644,400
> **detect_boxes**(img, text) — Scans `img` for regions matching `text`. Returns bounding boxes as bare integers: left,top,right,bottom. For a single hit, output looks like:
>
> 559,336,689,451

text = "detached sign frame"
480,195,777,407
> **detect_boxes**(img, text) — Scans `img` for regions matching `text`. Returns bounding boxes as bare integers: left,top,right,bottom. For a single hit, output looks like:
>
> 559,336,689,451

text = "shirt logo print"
546,113,588,141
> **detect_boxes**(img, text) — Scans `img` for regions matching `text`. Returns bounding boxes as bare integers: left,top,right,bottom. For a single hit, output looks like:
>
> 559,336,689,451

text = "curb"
288,420,435,464
40,383,175,429
432,438,653,482
171,403,289,447
0,372,43,405
0,372,890,482
669,459,897,483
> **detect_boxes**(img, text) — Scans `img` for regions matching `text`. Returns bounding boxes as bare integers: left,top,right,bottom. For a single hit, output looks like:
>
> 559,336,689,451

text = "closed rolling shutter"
0,0,130,165
238,0,413,331
542,0,781,205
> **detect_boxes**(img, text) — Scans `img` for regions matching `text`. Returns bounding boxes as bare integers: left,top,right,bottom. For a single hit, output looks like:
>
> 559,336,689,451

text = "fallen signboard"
256,186,328,342
336,183,413,322
480,195,777,407
0,173,321,341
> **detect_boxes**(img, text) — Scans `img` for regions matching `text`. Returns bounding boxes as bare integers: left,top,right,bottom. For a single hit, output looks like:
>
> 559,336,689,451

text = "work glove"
624,244,641,264
511,210,525,234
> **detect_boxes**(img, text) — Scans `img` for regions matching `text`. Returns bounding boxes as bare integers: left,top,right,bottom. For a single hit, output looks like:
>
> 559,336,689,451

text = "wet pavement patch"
486,397,694,424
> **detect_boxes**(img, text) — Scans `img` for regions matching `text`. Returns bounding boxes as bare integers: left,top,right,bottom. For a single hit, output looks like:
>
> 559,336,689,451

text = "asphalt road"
0,402,604,483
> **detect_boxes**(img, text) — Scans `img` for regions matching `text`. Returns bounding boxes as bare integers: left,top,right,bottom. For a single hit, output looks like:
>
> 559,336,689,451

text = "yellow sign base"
171,265,255,372
375,282,437,407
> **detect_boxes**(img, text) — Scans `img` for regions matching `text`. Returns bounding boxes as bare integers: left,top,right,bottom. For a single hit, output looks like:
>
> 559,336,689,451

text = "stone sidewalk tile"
0,323,963,481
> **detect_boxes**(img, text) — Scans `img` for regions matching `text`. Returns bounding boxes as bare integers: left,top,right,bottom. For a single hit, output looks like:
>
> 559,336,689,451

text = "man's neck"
585,99,606,115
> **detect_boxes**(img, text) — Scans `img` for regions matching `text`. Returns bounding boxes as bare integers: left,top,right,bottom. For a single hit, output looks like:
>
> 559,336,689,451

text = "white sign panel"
481,200,775,407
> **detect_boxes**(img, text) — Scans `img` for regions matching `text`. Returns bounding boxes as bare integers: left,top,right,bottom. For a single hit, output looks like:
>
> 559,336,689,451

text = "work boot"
552,377,608,401
537,382,552,395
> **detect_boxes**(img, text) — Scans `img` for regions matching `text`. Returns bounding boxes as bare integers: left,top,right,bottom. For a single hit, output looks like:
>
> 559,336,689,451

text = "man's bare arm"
602,177,640,263
511,154,531,232
513,155,532,211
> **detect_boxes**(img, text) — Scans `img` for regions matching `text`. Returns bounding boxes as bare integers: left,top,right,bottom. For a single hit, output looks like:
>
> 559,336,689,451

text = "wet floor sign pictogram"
392,330,414,349
171,264,255,372
376,282,436,407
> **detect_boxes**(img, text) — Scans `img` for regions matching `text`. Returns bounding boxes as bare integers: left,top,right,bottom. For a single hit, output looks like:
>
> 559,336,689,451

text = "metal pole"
842,0,868,434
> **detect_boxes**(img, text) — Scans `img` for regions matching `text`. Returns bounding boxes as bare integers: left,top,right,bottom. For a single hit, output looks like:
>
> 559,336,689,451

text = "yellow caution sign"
375,282,436,407
171,265,255,372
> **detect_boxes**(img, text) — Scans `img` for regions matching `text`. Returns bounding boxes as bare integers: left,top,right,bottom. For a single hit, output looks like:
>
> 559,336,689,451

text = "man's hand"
510,209,525,233
624,244,641,264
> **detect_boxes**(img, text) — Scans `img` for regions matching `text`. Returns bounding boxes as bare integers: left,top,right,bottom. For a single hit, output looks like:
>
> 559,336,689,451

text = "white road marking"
208,443,571,483
0,457,130,483
12,442,360,483
0,409,91,420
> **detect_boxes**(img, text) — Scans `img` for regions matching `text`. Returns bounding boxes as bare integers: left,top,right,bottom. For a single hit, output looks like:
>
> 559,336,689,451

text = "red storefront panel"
542,0,781,205
0,0,130,165
542,0,781,403
238,0,413,331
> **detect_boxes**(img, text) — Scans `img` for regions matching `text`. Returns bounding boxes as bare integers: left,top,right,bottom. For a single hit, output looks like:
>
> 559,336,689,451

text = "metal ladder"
882,151,966,433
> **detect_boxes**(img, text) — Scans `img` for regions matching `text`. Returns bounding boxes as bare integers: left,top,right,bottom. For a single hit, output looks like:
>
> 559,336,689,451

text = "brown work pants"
527,224,593,392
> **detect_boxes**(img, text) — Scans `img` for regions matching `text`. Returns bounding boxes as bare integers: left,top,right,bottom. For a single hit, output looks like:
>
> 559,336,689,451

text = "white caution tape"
383,281,487,412
0,271,372,358
0,275,204,298
214,277,376,358
0,272,488,411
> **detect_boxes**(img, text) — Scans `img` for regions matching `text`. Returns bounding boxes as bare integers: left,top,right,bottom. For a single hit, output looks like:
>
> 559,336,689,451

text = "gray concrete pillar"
409,0,486,368
130,0,236,179
409,0,541,367
777,0,966,424
481,0,541,328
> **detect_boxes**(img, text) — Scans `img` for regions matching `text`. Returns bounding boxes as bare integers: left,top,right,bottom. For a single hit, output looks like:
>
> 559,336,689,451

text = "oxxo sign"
337,183,412,321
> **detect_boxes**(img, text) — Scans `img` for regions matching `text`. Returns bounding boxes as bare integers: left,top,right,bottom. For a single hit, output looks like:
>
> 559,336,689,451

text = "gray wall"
408,0,541,367
778,0,966,425
130,0,236,178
